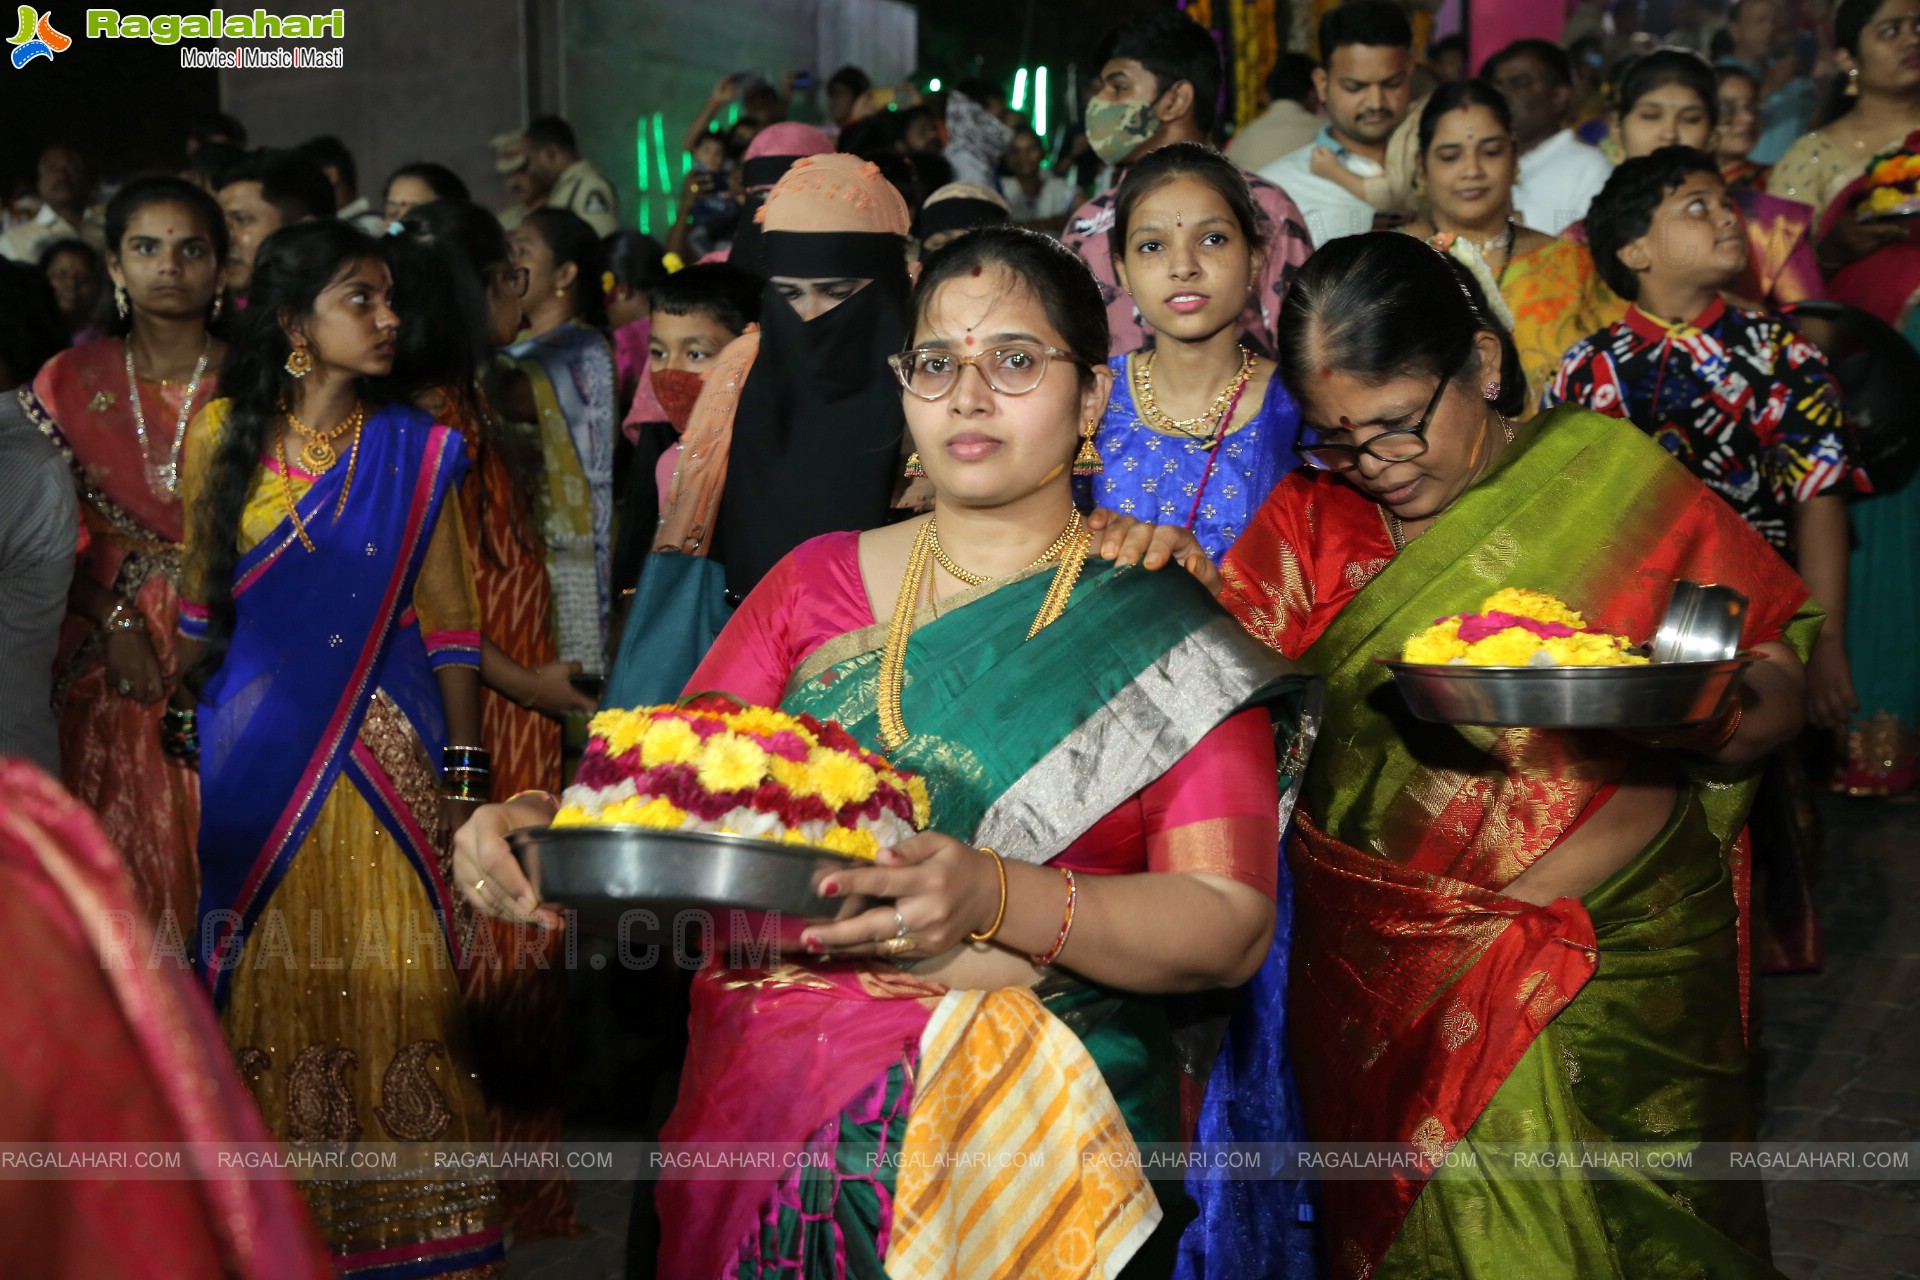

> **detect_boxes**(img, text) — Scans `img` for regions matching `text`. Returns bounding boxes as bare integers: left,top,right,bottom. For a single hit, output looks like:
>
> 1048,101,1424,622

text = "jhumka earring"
1483,382,1502,401
1847,68,1861,97
114,284,128,319
1072,419,1104,477
285,344,314,378
903,451,926,479
210,292,225,322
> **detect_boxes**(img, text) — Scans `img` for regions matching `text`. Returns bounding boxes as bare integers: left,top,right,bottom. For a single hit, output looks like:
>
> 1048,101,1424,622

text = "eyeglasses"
888,343,1080,401
490,264,530,299
1296,372,1450,472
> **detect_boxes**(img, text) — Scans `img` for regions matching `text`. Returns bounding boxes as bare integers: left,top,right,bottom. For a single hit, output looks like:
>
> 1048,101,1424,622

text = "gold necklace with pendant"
283,401,365,471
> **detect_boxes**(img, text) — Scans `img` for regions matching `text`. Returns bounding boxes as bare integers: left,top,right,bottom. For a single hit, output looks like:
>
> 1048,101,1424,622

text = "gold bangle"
968,846,1008,944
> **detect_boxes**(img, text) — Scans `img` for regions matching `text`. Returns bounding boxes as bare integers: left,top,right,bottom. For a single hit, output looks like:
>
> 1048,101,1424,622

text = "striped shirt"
0,389,77,775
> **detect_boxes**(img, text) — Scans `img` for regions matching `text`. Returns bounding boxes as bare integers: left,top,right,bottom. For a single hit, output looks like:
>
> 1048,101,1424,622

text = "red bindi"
963,335,975,345
970,265,983,276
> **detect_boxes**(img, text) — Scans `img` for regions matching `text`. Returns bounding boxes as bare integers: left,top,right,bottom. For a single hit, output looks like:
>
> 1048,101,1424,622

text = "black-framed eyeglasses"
1296,372,1450,472
489,263,531,299
888,343,1081,401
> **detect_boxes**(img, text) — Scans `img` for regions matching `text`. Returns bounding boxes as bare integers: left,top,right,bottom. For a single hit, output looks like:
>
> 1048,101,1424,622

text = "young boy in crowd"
612,262,761,596
1546,144,1861,730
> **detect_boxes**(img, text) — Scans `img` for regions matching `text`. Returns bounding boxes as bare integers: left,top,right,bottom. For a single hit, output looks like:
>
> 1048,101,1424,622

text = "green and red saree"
1220,406,1818,1279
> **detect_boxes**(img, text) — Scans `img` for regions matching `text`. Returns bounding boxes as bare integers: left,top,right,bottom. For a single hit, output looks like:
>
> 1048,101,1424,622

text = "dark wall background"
3,2,221,197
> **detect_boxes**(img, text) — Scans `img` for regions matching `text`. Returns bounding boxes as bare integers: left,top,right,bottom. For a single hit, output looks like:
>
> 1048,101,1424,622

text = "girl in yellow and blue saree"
175,222,504,1279
454,227,1322,1279
1156,233,1816,1280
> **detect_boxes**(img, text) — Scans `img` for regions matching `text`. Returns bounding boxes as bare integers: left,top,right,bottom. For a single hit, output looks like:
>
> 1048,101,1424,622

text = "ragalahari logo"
9,6,71,66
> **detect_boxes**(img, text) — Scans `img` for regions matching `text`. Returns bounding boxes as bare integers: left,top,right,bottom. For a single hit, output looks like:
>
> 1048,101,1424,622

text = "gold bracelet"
968,846,1008,943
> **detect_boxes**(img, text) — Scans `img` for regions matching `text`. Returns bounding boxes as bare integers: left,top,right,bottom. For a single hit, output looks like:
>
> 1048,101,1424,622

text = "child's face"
694,138,727,171
648,309,740,373
1625,171,1748,294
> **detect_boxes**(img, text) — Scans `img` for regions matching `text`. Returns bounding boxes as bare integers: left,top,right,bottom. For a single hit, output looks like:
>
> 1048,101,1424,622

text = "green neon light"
1010,67,1028,111
653,113,671,194
636,116,649,191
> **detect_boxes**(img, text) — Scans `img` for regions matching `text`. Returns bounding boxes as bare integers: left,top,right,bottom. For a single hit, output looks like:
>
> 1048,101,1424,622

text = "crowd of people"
1,0,1916,1276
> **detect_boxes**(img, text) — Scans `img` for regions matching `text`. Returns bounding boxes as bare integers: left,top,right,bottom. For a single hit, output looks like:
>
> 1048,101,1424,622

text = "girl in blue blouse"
1084,143,1303,561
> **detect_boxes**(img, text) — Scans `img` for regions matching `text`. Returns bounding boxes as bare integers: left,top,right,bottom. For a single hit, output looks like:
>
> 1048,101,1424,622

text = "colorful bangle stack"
160,705,199,761
1032,867,1077,966
442,744,492,802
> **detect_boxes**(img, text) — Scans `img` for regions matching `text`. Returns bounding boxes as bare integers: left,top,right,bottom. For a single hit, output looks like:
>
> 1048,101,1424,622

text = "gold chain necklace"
1134,346,1254,445
275,402,368,552
928,511,1083,587
1384,412,1515,553
284,401,366,471
878,515,1091,751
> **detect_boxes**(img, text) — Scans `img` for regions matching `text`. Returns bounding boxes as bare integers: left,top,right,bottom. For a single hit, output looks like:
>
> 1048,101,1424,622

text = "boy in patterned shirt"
1547,144,1862,731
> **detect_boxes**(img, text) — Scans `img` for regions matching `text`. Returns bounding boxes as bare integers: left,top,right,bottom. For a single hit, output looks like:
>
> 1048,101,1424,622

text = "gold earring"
210,292,224,322
904,451,926,479
114,284,128,319
1847,68,1861,97
555,286,568,298
285,344,313,378
1072,418,1103,477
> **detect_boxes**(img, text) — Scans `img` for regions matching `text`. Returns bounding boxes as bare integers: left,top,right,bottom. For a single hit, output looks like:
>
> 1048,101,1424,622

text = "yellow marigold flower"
817,825,880,861
601,795,690,828
806,748,878,809
1478,588,1585,628
905,775,931,828
768,755,812,793
724,705,797,738
551,803,594,827
1540,633,1648,666
594,709,649,758
1460,630,1548,667
696,732,771,793
640,716,703,768
1403,617,1468,664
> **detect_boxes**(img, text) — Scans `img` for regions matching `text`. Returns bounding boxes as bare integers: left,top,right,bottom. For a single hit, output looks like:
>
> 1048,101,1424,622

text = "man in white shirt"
0,146,105,263
1258,0,1415,247
1227,53,1323,174
1483,39,1614,235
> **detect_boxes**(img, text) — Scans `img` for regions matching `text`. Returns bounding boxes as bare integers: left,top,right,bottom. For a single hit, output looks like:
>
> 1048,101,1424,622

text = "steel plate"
1375,655,1757,728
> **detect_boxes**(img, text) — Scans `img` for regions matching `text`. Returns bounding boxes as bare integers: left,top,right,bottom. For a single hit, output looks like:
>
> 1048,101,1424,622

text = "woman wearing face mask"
1393,81,1616,411
1092,143,1301,561
23,176,227,931
506,208,617,677
1585,48,1824,310
454,226,1316,1280
1106,233,1818,1280
173,220,503,1276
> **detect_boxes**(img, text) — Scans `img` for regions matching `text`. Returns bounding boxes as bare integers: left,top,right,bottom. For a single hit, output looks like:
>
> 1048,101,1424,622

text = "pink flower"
1454,611,1579,644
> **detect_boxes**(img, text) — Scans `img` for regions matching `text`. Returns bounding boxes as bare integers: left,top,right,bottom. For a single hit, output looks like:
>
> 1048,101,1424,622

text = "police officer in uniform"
525,115,618,236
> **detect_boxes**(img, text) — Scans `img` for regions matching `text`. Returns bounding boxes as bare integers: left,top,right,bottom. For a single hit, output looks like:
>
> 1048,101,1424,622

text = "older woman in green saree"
1111,232,1816,1279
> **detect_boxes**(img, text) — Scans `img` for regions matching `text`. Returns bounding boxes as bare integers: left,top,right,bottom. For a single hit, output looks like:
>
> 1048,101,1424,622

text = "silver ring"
116,679,135,696
891,907,908,939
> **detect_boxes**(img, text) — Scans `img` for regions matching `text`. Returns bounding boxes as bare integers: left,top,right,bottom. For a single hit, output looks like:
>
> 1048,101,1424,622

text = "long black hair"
522,207,608,328
604,230,672,295
186,220,388,693
381,198,540,565
1276,232,1526,419
1823,0,1886,122
102,175,230,335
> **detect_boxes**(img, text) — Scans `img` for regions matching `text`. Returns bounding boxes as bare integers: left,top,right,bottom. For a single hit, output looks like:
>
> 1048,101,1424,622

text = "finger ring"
891,907,908,939
116,679,134,695
473,879,486,894
882,935,913,955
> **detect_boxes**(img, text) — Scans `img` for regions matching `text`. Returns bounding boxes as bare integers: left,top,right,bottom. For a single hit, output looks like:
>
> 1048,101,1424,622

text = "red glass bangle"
1032,868,1077,966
